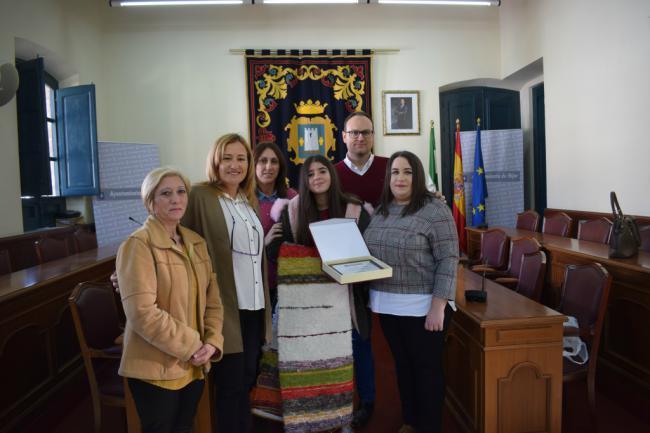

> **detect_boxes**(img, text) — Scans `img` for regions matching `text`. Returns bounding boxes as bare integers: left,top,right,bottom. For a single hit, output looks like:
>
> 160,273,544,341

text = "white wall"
0,34,21,236
7,0,648,235
1,2,502,236
99,5,501,185
0,0,104,235
500,0,650,215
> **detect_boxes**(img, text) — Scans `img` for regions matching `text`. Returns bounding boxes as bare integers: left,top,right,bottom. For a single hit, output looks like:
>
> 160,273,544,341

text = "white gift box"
309,218,392,284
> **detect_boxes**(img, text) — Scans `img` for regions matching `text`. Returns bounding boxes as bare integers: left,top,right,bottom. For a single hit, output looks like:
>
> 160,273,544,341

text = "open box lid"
309,218,370,262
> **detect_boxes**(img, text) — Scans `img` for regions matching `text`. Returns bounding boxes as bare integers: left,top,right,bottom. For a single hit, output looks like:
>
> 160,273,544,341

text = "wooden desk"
466,226,650,397
0,244,119,433
446,266,565,433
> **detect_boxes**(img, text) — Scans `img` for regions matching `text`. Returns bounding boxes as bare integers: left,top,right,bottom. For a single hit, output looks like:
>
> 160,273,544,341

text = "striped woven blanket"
250,348,283,420
277,244,354,433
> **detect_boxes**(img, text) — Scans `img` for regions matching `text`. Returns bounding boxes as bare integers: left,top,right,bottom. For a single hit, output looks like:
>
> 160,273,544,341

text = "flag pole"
428,120,439,192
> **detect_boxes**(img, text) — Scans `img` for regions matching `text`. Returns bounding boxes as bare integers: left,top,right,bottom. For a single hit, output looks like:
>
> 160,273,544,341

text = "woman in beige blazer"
182,133,272,433
117,167,224,433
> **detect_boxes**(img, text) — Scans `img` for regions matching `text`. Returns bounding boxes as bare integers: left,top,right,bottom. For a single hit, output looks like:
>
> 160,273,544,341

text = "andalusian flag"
429,121,439,191
471,119,488,227
452,119,467,253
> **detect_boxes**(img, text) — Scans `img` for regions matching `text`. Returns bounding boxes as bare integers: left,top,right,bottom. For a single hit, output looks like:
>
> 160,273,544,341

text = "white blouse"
219,193,265,311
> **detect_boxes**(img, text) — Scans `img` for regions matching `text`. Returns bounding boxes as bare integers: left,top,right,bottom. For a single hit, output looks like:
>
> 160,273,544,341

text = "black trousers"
127,378,204,433
378,304,453,433
211,308,264,433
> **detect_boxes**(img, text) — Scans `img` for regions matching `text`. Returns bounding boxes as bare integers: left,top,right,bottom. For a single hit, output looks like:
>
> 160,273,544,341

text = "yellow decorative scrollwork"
254,64,366,129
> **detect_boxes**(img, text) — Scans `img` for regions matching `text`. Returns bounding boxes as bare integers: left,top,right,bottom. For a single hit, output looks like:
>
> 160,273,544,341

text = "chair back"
70,282,123,351
516,250,546,302
73,228,98,253
506,237,541,278
559,263,612,419
577,218,613,244
69,282,124,432
559,263,612,348
639,225,650,252
479,229,509,270
0,249,11,275
542,212,573,237
34,237,71,264
516,210,540,232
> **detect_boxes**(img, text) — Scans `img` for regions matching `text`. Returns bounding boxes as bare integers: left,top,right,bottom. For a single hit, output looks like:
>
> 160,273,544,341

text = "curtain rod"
229,48,399,55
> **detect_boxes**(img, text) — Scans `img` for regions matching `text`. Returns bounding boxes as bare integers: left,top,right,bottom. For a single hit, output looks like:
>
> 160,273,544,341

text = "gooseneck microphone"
128,216,143,226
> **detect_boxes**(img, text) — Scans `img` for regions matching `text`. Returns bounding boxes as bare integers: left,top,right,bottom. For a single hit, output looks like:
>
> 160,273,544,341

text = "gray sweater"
363,198,458,300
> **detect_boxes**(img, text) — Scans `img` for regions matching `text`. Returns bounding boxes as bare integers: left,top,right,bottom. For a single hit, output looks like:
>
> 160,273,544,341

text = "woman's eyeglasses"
229,216,261,257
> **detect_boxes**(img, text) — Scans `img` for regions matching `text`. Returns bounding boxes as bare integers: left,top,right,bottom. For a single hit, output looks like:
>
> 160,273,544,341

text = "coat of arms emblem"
284,100,337,164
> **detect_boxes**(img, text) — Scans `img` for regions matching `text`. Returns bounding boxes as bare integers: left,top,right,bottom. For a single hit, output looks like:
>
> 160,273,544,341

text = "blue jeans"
352,327,376,403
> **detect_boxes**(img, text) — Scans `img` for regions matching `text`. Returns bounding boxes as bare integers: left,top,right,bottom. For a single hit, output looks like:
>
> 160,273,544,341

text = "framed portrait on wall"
382,91,420,135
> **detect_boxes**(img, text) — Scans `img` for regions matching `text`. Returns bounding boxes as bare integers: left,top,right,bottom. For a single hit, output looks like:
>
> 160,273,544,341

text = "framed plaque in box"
309,218,392,284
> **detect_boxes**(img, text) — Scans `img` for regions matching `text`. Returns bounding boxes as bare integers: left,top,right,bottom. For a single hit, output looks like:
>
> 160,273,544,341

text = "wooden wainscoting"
0,243,118,433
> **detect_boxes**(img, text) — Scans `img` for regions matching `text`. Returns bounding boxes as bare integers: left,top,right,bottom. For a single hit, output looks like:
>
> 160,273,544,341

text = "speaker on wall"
0,63,20,107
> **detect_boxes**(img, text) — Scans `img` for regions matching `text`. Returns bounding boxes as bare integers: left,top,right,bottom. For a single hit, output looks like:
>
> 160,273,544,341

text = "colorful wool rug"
277,243,354,433
250,348,283,421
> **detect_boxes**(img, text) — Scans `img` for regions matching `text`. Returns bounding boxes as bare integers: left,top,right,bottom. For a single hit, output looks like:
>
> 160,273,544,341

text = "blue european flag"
472,121,488,227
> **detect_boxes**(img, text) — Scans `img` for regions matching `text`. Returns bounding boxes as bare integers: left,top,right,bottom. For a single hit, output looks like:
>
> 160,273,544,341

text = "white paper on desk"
309,218,370,262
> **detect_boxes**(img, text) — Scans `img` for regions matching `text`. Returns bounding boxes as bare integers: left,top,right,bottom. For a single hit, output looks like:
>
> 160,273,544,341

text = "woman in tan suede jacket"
117,167,224,433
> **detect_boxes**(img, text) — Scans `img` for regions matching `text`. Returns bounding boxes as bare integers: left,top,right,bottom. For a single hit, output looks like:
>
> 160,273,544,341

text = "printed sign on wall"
92,142,160,247
460,129,524,228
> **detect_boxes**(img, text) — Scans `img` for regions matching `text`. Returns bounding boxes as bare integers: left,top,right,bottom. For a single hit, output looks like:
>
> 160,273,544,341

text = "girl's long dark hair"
295,155,361,245
253,141,290,198
377,150,434,217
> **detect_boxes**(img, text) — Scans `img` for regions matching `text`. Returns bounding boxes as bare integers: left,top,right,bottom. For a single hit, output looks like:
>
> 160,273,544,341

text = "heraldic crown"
294,99,328,115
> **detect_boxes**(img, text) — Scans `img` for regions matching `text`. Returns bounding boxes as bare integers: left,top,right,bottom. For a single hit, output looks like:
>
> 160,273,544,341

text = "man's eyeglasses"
229,216,261,257
345,130,374,138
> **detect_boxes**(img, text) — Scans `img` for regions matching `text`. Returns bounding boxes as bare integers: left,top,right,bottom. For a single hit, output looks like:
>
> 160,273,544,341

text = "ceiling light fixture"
377,0,499,5
109,0,244,6
262,0,359,4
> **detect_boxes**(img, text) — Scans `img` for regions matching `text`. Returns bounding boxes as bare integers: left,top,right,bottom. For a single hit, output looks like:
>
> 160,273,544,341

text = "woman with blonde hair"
182,133,272,433
117,167,224,433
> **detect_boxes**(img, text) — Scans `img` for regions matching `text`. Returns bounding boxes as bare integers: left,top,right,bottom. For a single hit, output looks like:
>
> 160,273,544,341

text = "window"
44,75,60,196
15,58,98,230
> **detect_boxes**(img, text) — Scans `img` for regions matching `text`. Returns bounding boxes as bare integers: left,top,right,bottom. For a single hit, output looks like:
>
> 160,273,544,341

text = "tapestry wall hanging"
246,52,372,187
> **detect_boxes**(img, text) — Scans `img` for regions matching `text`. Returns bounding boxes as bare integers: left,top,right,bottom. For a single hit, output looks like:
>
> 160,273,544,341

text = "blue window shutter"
56,84,99,196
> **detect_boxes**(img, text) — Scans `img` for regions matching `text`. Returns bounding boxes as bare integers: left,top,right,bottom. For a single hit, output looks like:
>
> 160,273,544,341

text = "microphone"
465,262,488,303
128,216,143,225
